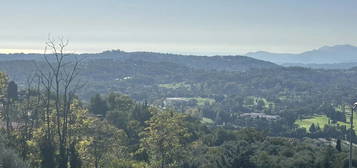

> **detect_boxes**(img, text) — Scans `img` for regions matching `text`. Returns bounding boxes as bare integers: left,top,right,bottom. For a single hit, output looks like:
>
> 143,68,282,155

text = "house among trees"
240,112,280,120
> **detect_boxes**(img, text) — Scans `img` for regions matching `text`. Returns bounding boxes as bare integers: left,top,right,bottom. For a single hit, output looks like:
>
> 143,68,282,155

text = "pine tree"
309,123,316,133
336,139,342,152
89,94,108,116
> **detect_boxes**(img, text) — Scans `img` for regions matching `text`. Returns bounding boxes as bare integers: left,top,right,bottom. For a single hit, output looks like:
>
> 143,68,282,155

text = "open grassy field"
295,111,357,133
295,115,330,129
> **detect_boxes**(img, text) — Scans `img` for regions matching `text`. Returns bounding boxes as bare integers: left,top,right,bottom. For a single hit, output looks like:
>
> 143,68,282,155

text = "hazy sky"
1,0,357,55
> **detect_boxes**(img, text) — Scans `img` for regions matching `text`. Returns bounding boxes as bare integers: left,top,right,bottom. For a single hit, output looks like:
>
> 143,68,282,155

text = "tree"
0,73,11,134
0,72,7,98
320,147,337,168
131,102,151,125
7,81,18,101
39,136,56,168
106,93,135,129
87,119,127,168
69,142,82,168
0,146,28,168
253,151,275,168
38,37,83,168
140,108,191,168
336,139,342,152
309,123,317,134
256,99,265,111
89,94,108,116
0,134,28,168
3,81,19,136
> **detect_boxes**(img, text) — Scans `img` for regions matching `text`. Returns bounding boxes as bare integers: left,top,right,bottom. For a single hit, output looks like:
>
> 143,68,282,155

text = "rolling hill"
246,44,357,64
0,50,279,72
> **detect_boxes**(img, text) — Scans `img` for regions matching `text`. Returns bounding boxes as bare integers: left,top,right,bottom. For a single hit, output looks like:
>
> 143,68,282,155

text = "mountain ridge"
246,44,357,64
0,49,279,72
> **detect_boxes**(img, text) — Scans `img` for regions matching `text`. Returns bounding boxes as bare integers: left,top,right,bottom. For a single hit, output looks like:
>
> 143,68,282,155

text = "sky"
0,0,357,55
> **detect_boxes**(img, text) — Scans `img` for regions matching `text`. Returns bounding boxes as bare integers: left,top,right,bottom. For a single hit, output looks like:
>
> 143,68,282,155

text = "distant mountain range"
246,44,357,64
0,50,279,72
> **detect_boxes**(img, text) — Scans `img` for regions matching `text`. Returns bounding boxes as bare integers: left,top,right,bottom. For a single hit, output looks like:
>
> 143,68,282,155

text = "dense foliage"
0,72,356,167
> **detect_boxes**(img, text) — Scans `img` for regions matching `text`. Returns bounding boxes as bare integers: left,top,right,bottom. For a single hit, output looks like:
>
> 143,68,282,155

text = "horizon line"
0,44,355,56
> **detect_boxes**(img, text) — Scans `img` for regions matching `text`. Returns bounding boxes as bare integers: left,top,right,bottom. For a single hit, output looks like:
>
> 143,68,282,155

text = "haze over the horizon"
1,0,357,55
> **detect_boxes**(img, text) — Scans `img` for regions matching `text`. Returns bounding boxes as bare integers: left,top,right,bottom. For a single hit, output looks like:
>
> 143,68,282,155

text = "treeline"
5,73,357,168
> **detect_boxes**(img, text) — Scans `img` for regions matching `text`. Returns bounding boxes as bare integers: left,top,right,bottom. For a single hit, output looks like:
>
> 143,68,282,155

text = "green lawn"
295,115,330,129
295,112,357,133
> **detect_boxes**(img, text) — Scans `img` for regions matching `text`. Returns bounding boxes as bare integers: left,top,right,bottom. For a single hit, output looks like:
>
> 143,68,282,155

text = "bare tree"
38,36,83,168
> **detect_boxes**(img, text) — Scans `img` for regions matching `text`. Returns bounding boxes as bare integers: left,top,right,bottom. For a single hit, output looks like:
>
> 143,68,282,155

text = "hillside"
0,50,279,72
246,44,357,64
283,62,357,69
1,52,357,168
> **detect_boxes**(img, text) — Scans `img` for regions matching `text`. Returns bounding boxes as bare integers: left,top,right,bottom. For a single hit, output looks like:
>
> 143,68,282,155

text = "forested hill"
0,50,279,71
3,52,357,167
88,50,280,71
2,59,357,104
